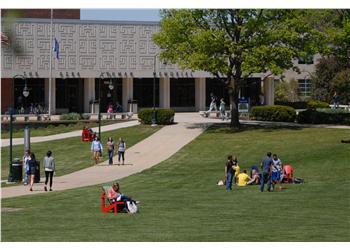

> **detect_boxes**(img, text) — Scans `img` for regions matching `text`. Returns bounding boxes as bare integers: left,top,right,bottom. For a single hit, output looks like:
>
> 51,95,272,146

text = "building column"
84,78,95,113
122,77,133,112
159,77,170,109
45,78,56,114
195,77,206,111
263,76,274,105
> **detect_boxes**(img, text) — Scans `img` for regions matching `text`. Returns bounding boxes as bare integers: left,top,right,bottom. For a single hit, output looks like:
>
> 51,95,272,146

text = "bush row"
275,100,330,110
297,109,350,125
60,112,90,120
138,108,175,125
251,105,296,122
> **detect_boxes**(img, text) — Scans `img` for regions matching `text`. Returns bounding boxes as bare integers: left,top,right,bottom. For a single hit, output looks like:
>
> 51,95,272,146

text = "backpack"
126,201,138,214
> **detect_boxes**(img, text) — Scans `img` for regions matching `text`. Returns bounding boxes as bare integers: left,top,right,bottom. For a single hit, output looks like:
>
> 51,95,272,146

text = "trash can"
8,158,23,182
34,160,40,183
128,100,138,113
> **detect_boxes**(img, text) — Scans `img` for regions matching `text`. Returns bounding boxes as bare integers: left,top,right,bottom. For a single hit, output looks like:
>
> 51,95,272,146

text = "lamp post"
8,74,28,182
152,55,157,126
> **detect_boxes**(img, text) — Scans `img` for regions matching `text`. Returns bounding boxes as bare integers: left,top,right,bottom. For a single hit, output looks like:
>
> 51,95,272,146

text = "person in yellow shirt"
237,170,252,187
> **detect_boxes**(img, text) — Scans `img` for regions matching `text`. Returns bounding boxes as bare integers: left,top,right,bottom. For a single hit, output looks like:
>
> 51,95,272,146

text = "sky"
81,9,161,22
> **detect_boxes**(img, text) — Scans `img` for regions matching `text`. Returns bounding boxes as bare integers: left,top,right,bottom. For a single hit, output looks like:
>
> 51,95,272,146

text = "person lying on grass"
107,182,139,204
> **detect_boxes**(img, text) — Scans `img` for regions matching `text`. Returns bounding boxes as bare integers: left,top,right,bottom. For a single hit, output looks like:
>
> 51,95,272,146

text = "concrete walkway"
1,120,139,147
2,113,349,199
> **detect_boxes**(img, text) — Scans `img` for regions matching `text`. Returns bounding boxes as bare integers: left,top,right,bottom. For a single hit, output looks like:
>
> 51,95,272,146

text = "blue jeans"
260,172,271,192
226,172,233,190
108,150,113,165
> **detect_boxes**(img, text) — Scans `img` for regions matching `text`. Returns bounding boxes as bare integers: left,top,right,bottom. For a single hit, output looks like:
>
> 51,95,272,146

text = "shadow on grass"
205,123,303,134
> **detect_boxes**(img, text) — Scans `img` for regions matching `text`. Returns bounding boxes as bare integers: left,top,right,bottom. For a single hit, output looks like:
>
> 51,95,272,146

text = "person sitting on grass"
237,170,252,187
247,169,260,185
282,164,294,183
107,182,139,205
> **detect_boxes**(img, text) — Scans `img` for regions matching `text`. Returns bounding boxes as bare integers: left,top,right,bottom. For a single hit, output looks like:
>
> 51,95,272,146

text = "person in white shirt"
91,136,103,164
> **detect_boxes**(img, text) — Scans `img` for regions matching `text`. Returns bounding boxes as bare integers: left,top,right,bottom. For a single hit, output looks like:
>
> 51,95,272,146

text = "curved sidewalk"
1,120,210,198
1,120,140,148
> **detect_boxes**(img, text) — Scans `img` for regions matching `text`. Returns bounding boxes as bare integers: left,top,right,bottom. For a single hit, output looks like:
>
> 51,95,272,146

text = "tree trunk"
228,78,240,129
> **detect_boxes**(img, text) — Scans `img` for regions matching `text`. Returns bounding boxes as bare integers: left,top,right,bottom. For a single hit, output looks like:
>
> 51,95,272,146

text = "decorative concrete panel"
1,19,206,78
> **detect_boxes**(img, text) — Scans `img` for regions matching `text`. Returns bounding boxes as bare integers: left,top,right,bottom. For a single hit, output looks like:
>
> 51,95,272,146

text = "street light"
8,74,28,182
152,55,157,126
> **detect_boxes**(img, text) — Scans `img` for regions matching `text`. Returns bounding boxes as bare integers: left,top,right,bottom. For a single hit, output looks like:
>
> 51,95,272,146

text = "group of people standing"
90,136,126,166
23,149,56,192
224,152,290,192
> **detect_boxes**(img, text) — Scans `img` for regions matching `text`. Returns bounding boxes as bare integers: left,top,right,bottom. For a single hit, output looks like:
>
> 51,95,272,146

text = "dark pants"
45,171,54,188
226,172,233,190
108,150,114,165
118,151,125,162
260,172,271,192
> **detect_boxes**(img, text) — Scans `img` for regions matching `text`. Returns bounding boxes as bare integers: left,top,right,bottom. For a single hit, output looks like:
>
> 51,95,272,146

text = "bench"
101,186,125,214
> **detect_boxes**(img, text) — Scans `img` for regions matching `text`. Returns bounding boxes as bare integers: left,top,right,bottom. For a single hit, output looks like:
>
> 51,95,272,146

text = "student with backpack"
43,150,55,191
106,137,115,165
117,137,126,165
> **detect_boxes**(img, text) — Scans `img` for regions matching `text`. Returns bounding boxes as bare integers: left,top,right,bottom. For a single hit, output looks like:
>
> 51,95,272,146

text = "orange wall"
1,78,13,113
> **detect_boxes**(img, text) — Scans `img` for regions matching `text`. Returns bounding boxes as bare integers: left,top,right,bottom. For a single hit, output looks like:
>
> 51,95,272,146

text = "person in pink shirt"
107,183,139,204
282,165,294,183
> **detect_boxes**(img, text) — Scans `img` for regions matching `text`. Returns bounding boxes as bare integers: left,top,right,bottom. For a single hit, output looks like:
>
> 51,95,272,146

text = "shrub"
251,105,296,122
138,108,175,125
81,113,91,120
60,113,81,121
307,100,330,110
297,109,350,125
275,101,308,109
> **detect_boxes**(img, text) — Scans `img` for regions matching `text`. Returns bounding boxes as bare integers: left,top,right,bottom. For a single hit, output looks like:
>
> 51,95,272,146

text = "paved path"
2,113,349,199
1,120,139,147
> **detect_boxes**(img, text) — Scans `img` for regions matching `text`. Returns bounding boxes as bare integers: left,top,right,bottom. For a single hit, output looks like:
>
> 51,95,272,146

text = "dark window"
14,78,45,111
298,79,312,97
133,78,159,108
170,78,195,107
95,78,123,111
56,78,84,112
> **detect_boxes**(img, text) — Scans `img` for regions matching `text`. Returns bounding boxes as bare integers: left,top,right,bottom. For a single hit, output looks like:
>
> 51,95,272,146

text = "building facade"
1,10,316,114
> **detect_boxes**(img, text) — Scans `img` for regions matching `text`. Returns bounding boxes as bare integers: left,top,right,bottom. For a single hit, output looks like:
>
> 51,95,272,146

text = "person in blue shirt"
260,152,273,192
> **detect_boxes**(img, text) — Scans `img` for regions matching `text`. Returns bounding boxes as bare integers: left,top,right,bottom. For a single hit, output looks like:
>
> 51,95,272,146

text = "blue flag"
53,38,60,60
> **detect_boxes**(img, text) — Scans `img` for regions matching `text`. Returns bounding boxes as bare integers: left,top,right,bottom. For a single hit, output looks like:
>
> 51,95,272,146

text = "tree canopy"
153,9,326,128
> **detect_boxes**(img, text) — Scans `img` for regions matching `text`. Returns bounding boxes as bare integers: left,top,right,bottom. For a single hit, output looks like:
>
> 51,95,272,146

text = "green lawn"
1,120,127,139
2,126,350,241
1,125,160,180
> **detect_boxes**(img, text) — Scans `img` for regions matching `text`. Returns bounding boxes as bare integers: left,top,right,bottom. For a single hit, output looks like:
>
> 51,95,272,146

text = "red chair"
101,187,125,214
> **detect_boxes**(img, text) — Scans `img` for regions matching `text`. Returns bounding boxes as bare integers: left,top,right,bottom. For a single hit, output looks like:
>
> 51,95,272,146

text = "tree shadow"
205,123,303,134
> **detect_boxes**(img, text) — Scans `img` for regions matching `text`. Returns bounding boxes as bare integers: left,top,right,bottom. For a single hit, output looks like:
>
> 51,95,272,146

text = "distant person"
260,152,273,192
22,150,31,185
237,170,252,187
250,165,260,178
43,150,55,191
115,102,123,112
107,104,113,113
282,164,294,183
225,155,234,191
207,92,217,113
28,152,38,192
272,154,283,191
219,98,226,120
91,136,103,165
332,91,340,109
247,169,260,185
107,137,115,166
117,137,126,165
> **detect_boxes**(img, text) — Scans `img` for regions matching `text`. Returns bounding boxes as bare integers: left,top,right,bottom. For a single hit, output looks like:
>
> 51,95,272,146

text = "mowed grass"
2,126,350,241
1,125,161,180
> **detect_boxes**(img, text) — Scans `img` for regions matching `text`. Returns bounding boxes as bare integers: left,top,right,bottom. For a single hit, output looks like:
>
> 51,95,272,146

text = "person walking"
332,91,340,109
206,92,217,115
91,136,103,165
219,98,226,120
22,149,31,185
43,150,55,191
117,137,126,165
107,137,115,165
225,155,234,191
260,152,273,192
28,152,38,191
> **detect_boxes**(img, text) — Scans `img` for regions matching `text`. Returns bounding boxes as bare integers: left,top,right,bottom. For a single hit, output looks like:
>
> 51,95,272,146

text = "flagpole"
48,9,53,116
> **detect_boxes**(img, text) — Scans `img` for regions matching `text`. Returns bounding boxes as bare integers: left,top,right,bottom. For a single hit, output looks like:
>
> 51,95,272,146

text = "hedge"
275,101,308,109
60,112,81,120
307,100,330,109
138,108,175,125
297,109,350,125
251,105,296,122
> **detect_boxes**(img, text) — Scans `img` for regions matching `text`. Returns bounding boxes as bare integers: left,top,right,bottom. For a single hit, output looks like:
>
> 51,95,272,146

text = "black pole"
98,76,101,139
8,108,13,182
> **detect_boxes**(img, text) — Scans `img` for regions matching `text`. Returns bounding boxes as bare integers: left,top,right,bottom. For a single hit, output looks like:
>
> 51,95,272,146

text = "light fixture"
22,84,30,97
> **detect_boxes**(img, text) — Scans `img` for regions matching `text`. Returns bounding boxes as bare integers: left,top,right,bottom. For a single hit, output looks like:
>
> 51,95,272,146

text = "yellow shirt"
234,165,240,177
237,173,250,186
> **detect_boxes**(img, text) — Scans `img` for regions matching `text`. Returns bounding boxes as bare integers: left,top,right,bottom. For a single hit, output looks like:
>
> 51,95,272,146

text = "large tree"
153,9,326,128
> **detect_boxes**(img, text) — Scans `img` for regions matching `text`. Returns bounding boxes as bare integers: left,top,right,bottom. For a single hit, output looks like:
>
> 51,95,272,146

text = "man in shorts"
271,154,283,191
